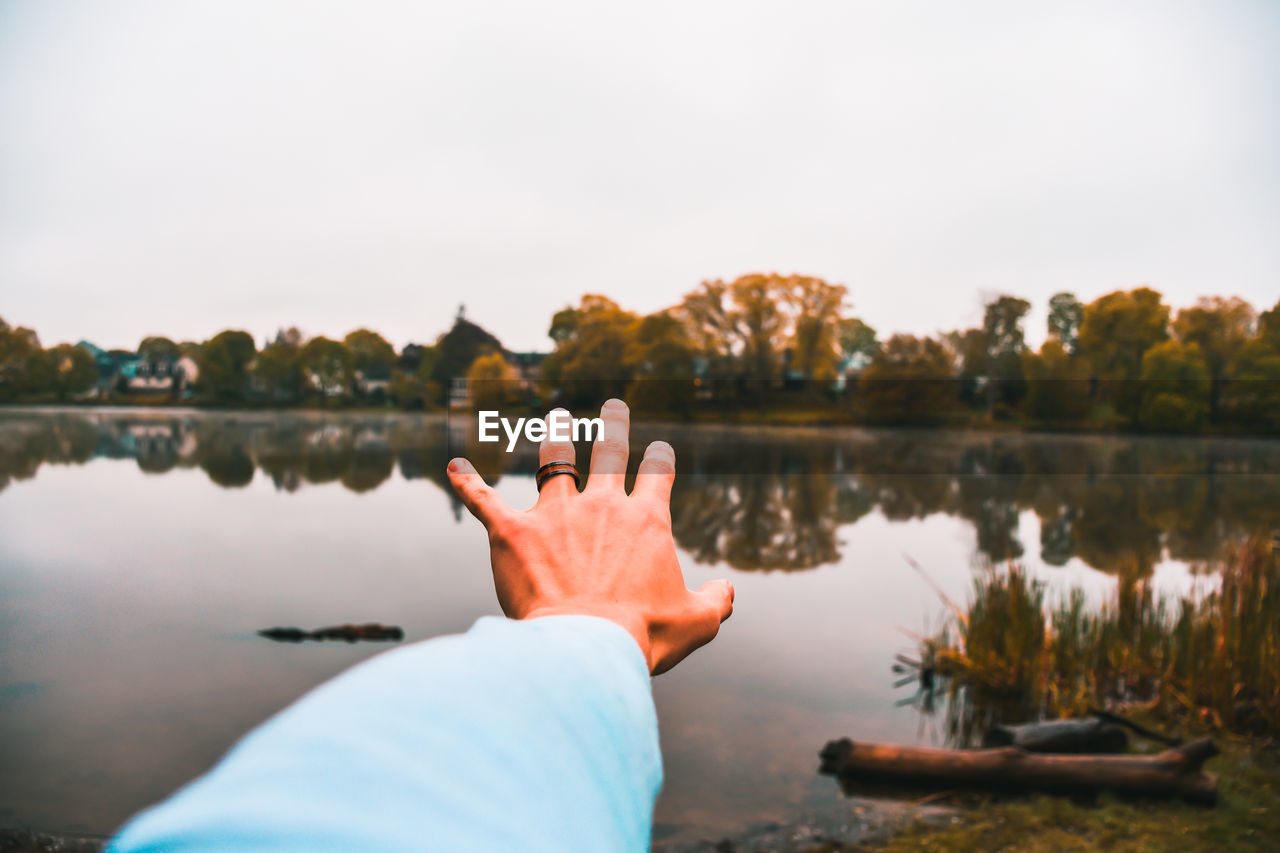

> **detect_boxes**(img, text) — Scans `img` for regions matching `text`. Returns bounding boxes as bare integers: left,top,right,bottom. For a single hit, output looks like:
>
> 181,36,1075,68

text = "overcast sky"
2,1,1277,352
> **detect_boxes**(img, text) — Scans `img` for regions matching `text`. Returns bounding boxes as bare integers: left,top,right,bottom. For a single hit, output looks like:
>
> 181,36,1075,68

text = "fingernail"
448,457,472,474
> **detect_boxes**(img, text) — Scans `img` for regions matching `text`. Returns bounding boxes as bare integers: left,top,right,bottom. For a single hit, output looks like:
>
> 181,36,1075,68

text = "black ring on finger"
536,461,580,492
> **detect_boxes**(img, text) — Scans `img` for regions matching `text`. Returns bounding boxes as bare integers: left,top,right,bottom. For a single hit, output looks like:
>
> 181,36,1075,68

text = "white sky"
2,1,1277,352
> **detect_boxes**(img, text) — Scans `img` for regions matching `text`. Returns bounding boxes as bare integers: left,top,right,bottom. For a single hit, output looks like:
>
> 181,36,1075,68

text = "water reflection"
2,409,1277,578
3,409,1278,841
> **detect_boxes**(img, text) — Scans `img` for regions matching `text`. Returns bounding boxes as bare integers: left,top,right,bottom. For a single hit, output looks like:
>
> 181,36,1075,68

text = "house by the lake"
76,341,199,398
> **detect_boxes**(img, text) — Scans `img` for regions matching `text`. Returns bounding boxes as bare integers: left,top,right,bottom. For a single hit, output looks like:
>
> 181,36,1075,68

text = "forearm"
108,615,662,853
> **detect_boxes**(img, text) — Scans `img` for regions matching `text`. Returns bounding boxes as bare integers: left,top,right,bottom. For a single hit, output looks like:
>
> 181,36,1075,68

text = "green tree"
944,327,989,408
301,336,353,404
254,328,306,402
343,329,396,374
414,344,440,384
1079,287,1171,420
1173,296,1256,419
1225,338,1280,429
198,330,256,402
388,368,435,411
429,310,504,392
344,328,396,402
1258,298,1280,348
44,343,98,401
382,343,442,411
548,307,581,345
857,334,956,424
138,336,179,360
981,295,1031,410
839,317,878,361
1021,340,1091,423
1138,340,1211,432
466,351,519,411
1047,292,1084,354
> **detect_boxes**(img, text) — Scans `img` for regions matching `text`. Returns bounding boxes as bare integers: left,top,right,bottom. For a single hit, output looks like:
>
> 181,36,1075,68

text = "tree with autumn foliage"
466,351,520,411
1139,340,1211,432
623,312,698,414
543,295,638,405
675,273,849,389
1022,340,1091,423
784,275,848,381
857,334,956,424
1224,298,1280,428
1078,287,1171,420
44,343,98,401
0,317,45,400
1173,296,1256,419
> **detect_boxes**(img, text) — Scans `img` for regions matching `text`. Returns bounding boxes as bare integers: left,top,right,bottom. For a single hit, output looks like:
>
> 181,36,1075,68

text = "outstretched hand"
446,398,733,675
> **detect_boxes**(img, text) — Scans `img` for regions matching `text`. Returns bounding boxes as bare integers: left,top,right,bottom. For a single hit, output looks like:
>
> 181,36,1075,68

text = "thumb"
446,457,510,528
696,579,735,624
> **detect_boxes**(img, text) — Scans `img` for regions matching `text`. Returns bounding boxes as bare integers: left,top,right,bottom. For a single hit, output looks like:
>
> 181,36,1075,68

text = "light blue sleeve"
107,615,662,853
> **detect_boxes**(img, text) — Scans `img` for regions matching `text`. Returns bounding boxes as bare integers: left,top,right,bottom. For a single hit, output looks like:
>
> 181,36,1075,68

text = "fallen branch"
258,623,405,643
819,737,1218,804
1088,707,1182,747
983,718,1129,753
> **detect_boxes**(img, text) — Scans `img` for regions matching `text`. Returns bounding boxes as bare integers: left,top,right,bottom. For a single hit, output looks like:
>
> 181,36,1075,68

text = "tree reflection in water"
1,410,1276,579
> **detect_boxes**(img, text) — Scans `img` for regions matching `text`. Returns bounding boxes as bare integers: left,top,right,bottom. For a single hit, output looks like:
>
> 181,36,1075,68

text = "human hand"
446,398,734,675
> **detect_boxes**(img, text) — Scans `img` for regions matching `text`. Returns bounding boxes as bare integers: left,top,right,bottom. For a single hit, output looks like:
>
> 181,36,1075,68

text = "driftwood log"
983,718,1129,753
820,737,1218,804
258,623,404,643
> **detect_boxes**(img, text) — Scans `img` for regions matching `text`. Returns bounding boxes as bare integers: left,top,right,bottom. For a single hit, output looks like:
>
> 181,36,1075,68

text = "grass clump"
921,536,1279,741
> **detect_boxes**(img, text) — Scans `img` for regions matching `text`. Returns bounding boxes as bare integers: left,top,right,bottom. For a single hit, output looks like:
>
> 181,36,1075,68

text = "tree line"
527,276,1279,432
2,274,1278,432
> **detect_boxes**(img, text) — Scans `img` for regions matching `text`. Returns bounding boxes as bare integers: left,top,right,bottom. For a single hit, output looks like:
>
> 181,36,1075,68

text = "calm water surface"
1,408,1277,843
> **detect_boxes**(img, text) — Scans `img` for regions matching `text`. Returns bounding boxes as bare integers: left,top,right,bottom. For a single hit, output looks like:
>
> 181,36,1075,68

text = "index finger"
585,398,630,492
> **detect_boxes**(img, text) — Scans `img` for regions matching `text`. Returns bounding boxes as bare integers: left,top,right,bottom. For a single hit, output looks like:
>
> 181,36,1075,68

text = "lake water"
2,408,1277,844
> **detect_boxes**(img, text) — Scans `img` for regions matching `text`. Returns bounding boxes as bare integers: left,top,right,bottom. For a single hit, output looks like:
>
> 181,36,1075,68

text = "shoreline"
2,402,1277,444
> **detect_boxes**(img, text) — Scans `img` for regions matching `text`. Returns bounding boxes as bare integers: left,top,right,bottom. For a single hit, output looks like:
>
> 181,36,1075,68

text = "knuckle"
640,459,675,477
699,604,723,637
486,510,520,540
598,434,629,455
601,491,629,512
642,502,672,528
